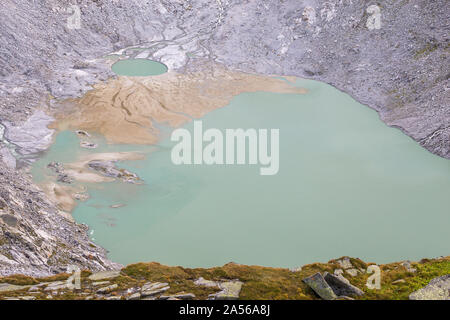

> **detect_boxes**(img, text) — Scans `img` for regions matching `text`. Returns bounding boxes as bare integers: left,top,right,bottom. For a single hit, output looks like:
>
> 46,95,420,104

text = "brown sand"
64,152,145,183
42,152,144,211
51,68,306,144
42,182,78,213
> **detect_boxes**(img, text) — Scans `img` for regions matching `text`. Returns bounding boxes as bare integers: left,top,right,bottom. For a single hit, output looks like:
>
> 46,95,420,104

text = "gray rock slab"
324,272,364,297
88,270,121,281
409,275,450,300
302,273,337,300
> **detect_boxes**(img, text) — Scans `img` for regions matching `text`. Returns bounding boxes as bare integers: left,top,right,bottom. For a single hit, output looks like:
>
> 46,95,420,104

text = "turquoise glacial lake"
32,78,450,268
111,59,168,76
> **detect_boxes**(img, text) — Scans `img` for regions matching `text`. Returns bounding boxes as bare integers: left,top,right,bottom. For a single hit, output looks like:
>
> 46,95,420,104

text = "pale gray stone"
337,257,353,270
409,275,450,300
88,270,121,281
141,282,170,297
209,280,243,300
194,277,218,287
96,284,118,294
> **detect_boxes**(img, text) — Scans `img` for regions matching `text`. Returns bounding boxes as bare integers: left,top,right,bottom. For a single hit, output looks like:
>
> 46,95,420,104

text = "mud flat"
50,68,307,145
39,151,145,212
64,152,145,183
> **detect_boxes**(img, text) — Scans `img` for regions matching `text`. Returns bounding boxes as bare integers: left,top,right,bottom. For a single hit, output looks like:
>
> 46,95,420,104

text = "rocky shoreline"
0,164,121,277
0,1,448,281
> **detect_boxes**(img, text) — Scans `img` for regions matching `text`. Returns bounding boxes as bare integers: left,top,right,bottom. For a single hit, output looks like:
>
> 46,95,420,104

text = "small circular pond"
111,59,168,76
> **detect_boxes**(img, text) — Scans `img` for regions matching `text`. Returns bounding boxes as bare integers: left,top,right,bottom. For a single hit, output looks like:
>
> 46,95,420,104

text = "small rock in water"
57,173,73,184
302,273,337,300
73,192,89,201
110,203,125,209
47,162,73,183
76,130,91,138
80,141,98,149
47,162,64,173
87,160,141,184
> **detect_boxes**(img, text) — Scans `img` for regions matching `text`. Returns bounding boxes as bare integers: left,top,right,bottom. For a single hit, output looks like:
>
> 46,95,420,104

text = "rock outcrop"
323,272,364,298
0,165,120,277
87,160,141,184
302,272,337,300
409,275,450,300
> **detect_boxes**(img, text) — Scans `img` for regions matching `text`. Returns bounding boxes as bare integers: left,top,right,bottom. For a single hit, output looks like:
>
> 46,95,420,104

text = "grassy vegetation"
0,257,448,300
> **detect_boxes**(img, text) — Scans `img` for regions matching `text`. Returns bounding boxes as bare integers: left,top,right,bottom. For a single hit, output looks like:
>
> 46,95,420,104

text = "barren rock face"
0,165,121,277
0,0,448,276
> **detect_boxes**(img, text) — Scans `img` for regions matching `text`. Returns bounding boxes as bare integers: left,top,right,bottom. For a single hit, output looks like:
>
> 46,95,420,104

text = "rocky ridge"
0,256,448,300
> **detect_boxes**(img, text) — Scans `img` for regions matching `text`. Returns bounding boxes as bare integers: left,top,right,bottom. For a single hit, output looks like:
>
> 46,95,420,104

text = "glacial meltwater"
32,78,450,268
111,59,168,76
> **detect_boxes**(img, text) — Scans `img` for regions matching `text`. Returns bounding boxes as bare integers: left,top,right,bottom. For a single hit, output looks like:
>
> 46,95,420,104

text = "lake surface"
111,59,168,76
32,78,450,268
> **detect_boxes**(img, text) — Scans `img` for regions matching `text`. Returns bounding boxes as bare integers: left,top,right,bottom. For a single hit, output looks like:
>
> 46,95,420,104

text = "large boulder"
302,273,337,300
323,272,364,297
409,275,450,300
209,280,243,300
